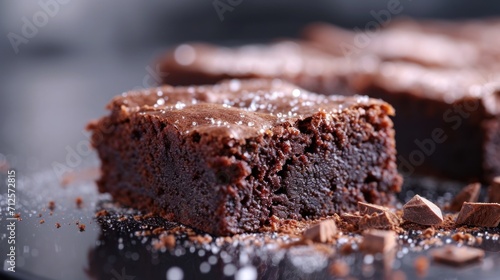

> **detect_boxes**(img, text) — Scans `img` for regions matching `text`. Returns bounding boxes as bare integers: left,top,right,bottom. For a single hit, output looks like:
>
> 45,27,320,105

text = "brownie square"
88,79,402,235
348,62,500,181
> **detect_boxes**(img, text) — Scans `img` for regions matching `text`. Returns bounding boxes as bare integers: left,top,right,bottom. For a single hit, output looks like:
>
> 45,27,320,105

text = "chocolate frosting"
109,79,392,138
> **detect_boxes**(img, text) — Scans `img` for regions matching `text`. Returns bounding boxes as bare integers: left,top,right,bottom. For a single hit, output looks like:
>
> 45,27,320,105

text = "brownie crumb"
39,219,45,224
414,256,429,277
95,210,109,218
37,213,42,218
361,229,396,253
49,211,53,216
117,216,128,222
302,220,337,243
75,197,83,208
48,201,55,211
329,260,350,277
153,234,176,250
447,183,481,212
55,223,61,229
189,234,213,244
78,223,86,232
488,177,500,203
431,245,484,266
421,227,435,238
456,202,500,227
451,232,475,243
403,195,443,225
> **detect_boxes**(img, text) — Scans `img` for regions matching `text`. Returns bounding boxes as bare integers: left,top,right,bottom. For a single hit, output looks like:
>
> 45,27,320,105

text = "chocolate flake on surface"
455,202,500,227
448,182,481,212
95,209,109,218
403,195,443,225
431,245,484,266
361,229,396,253
55,223,61,228
78,223,86,232
302,219,337,243
153,234,176,250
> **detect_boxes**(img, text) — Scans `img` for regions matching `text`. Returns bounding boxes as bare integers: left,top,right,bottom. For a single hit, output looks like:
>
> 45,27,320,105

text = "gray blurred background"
1,0,500,174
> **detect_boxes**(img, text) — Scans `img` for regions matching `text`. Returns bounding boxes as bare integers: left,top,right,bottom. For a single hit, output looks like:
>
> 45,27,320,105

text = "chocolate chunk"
359,211,400,230
341,212,362,222
488,176,500,203
358,201,391,215
361,229,396,253
403,195,443,225
448,183,481,212
431,245,484,266
302,220,337,243
78,223,86,232
455,202,500,227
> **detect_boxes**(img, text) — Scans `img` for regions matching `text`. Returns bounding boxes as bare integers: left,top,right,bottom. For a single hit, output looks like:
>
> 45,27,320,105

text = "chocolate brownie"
88,79,402,235
302,22,481,68
159,41,370,95
348,62,500,181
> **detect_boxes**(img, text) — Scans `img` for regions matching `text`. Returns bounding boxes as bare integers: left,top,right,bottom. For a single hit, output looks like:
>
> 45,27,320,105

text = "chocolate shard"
302,220,337,243
448,182,481,212
361,229,397,253
403,195,443,225
488,176,500,203
431,245,485,266
455,202,500,227
358,201,391,215
359,211,400,230
341,213,363,224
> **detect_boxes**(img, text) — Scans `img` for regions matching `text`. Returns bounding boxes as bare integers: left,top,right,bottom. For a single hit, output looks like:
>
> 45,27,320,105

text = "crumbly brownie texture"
88,79,402,235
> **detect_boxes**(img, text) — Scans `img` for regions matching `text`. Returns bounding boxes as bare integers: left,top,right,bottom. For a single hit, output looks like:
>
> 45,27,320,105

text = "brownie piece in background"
348,62,500,181
159,41,375,96
303,21,500,181
158,20,500,182
88,79,402,235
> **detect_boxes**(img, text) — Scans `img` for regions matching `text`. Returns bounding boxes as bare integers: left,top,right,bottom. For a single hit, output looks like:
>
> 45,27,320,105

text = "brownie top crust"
161,41,373,79
350,62,500,116
109,79,393,139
